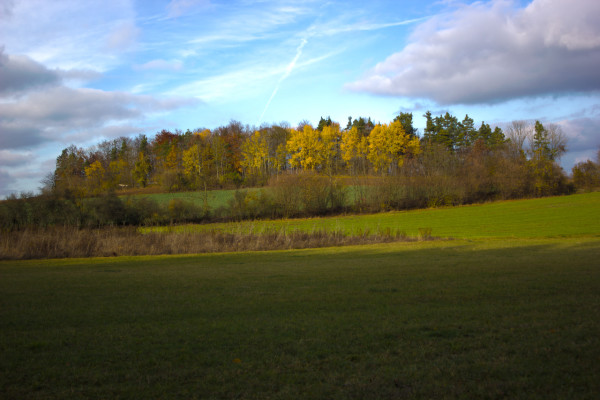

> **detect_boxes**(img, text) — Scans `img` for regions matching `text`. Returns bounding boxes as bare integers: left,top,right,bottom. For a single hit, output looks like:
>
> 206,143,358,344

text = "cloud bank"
0,49,199,151
347,0,600,104
0,48,61,94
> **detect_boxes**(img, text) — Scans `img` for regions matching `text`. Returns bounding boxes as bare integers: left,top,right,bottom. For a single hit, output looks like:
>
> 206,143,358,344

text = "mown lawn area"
1,236,599,399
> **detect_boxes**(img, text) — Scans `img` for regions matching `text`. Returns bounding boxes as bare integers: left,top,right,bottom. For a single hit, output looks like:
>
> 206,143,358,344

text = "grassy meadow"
146,191,600,239
1,193,599,399
123,187,257,210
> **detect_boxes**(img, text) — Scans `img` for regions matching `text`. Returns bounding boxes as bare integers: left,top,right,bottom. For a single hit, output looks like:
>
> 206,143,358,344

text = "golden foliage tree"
84,160,106,196
241,130,269,178
341,125,369,175
368,120,420,174
287,125,324,170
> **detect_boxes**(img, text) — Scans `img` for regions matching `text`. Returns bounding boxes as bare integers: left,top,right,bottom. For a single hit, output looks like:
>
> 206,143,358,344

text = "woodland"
2,111,599,230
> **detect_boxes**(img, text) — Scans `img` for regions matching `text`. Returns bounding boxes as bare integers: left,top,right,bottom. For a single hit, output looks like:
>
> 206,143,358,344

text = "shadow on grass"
1,238,599,399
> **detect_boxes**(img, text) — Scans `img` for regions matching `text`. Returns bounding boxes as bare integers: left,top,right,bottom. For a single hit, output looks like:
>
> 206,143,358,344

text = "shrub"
83,192,128,227
167,199,203,223
227,189,275,220
123,196,165,225
269,172,347,217
572,160,600,191
269,174,303,218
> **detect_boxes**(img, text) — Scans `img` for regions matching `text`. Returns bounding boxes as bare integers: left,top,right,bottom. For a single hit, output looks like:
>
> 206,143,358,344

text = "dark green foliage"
393,112,418,137
346,116,375,135
84,192,128,227
0,191,209,231
422,112,506,152
316,115,333,131
0,192,82,230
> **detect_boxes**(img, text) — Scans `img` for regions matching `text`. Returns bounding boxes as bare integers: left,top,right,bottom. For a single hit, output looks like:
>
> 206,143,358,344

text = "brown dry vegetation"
0,226,426,260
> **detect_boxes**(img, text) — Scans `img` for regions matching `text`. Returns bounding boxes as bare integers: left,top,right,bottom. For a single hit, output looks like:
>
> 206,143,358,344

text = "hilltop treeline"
3,112,597,230
47,113,571,194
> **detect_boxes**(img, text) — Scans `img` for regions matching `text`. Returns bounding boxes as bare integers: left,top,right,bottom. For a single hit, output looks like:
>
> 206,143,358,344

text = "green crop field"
2,193,600,399
148,192,600,239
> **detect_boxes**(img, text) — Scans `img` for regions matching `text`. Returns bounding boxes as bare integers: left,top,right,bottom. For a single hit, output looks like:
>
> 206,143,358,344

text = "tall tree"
54,145,86,194
287,124,324,171
133,151,152,188
459,114,476,148
241,130,270,179
394,112,418,138
320,123,342,175
84,160,106,196
341,125,369,175
368,120,420,174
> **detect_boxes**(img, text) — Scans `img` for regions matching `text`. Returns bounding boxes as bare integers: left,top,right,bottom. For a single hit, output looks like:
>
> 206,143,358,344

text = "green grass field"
123,188,259,210
148,192,600,239
2,193,600,399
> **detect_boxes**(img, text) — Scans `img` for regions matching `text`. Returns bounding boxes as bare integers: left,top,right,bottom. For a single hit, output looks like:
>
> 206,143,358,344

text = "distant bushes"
222,172,348,220
0,192,209,231
1,159,578,232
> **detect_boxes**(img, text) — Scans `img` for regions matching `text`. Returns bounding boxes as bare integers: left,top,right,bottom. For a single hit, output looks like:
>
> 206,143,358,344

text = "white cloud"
169,50,336,102
259,39,307,123
185,3,311,48
306,17,427,38
0,0,138,71
0,50,200,150
346,0,600,104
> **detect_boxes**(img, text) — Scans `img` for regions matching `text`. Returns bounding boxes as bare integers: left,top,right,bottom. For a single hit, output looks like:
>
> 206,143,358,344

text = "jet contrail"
258,38,307,124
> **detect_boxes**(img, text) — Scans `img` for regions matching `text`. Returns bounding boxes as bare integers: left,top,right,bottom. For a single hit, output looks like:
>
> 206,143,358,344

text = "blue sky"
1,0,599,196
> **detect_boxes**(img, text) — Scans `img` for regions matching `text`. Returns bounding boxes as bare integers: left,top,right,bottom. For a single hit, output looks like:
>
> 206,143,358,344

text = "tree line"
3,111,599,230
47,112,575,194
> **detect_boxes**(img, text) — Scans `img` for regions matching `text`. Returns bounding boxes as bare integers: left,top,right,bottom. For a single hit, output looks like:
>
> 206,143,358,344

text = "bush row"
1,159,576,231
0,192,208,230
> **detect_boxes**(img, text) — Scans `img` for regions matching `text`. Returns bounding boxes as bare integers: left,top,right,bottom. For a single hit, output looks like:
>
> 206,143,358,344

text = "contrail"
258,38,307,124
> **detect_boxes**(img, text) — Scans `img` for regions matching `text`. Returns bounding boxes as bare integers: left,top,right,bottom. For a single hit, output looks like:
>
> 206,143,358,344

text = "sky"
1,0,599,196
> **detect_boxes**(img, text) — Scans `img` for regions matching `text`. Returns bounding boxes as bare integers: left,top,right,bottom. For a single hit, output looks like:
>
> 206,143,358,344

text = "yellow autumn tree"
341,125,369,175
320,123,342,175
286,125,324,170
84,160,106,196
165,145,180,171
241,130,269,178
182,144,201,182
368,120,420,174
188,130,214,187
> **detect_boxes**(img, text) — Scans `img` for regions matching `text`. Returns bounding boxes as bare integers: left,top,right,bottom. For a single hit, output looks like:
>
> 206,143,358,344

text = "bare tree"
506,120,532,152
545,123,568,161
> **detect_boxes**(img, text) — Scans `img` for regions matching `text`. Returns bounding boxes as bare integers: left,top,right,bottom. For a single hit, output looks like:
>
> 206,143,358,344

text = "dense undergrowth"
0,169,578,231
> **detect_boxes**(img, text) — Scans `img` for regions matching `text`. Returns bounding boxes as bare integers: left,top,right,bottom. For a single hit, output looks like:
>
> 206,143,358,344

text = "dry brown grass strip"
0,226,428,260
